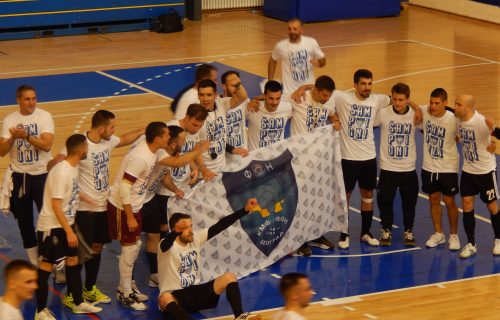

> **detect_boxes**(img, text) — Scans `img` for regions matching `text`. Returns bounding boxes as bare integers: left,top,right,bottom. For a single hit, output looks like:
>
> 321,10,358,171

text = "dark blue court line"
0,72,145,106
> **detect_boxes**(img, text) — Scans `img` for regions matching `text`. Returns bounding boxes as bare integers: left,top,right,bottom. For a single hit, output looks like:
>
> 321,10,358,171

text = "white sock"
118,243,140,297
26,246,38,266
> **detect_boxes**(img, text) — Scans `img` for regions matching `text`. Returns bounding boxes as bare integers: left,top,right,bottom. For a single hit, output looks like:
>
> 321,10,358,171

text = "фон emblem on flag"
222,150,298,256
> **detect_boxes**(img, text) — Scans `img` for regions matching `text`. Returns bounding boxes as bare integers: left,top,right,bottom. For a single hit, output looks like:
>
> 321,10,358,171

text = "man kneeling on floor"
158,198,261,320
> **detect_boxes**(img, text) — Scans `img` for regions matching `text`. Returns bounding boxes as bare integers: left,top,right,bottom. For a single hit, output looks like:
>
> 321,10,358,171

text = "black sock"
463,210,476,245
491,211,500,239
164,301,193,320
36,269,51,312
66,264,83,305
226,282,243,317
493,127,500,140
361,210,373,235
146,251,158,274
84,253,101,291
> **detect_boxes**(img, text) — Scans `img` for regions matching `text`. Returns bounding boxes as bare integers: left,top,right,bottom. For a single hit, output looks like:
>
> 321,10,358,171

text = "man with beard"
157,198,261,320
107,122,170,311
48,110,143,300
35,134,102,319
246,80,292,151
268,18,326,95
1,260,38,320
141,124,208,287
273,273,314,320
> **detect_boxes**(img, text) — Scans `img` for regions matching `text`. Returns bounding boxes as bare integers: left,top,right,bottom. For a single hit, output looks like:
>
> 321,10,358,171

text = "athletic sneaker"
296,243,312,257
235,312,262,320
309,236,334,250
404,230,416,246
379,229,392,246
459,243,477,258
361,233,379,246
118,292,147,311
132,280,148,301
62,294,102,314
449,234,461,251
493,239,500,255
148,273,159,288
34,308,56,320
338,233,350,249
83,285,111,304
425,232,446,248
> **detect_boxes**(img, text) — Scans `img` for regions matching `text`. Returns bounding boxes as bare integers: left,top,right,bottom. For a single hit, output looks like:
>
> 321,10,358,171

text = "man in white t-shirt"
268,18,326,95
419,88,461,251
288,75,339,256
221,70,250,162
376,83,419,247
247,80,292,151
453,94,500,258
48,110,143,297
107,122,170,311
0,259,37,320
173,64,218,119
196,79,248,181
273,273,313,320
141,125,208,287
0,85,54,266
157,198,261,320
35,134,102,319
333,69,390,249
163,104,209,199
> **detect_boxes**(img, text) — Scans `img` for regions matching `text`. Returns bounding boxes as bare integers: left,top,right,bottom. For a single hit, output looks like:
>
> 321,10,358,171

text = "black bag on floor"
151,9,184,33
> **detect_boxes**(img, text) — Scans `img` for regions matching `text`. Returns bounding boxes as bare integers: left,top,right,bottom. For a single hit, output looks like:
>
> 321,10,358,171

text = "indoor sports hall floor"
0,4,499,319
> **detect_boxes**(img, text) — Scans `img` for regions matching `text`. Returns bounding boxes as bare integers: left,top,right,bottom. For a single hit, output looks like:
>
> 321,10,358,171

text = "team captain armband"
119,173,136,204
123,172,138,184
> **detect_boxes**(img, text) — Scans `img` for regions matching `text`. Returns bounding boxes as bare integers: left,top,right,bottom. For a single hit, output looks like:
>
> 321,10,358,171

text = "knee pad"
361,197,373,204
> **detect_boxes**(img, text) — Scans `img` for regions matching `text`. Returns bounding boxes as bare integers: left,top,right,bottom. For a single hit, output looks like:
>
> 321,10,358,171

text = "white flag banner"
168,125,348,281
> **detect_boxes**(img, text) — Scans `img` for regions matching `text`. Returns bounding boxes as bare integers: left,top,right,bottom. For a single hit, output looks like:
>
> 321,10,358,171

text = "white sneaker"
425,232,446,248
493,239,500,255
459,243,477,258
449,234,461,251
118,292,147,311
35,308,56,320
148,273,159,288
338,236,350,249
132,280,148,301
72,302,102,314
236,312,262,320
360,233,379,246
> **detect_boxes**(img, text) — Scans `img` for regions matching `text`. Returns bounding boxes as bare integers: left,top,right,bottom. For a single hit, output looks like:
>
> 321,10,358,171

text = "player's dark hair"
4,259,36,281
16,84,36,98
66,134,87,155
91,110,115,128
186,103,209,121
288,18,304,26
167,125,184,144
430,88,448,102
145,121,168,143
315,75,335,92
197,79,217,93
354,69,373,83
280,272,308,295
391,83,411,98
169,212,192,231
264,80,283,94
221,70,240,84
195,64,217,83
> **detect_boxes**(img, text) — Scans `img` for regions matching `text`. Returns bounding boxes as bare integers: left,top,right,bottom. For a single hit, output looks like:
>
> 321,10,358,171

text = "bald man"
454,94,500,258
268,18,326,95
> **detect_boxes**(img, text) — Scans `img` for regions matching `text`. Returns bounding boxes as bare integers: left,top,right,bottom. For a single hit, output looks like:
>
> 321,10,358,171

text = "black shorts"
421,169,459,196
75,211,111,245
460,170,498,203
171,280,219,313
341,158,377,193
141,194,169,233
37,227,79,265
